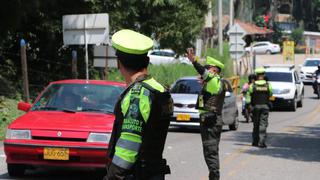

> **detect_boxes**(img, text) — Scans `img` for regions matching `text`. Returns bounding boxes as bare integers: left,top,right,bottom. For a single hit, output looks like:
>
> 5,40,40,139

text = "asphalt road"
0,86,319,180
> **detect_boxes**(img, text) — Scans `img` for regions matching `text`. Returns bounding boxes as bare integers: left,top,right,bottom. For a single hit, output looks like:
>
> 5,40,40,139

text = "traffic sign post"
62,13,109,80
227,23,247,75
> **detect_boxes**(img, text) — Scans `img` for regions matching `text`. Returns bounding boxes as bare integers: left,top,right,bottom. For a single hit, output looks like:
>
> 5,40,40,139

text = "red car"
4,80,126,177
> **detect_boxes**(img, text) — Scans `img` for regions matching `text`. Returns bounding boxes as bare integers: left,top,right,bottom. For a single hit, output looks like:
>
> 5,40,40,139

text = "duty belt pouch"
201,112,217,126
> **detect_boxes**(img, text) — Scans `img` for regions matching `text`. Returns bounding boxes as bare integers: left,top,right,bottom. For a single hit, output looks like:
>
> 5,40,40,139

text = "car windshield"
31,83,124,113
170,79,201,94
265,72,293,82
304,60,320,67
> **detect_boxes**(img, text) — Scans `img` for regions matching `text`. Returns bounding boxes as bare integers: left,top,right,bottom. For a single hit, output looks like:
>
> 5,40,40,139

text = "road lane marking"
199,102,320,180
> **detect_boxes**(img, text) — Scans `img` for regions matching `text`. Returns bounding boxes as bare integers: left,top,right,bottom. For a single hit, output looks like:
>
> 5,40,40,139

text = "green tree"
94,0,209,54
0,0,210,98
290,28,304,45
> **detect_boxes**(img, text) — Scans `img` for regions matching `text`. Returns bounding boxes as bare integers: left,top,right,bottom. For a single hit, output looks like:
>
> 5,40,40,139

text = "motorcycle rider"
241,74,256,122
313,64,320,94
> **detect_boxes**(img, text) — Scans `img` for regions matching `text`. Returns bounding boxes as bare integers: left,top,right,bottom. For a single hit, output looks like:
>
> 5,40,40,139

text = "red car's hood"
9,111,115,133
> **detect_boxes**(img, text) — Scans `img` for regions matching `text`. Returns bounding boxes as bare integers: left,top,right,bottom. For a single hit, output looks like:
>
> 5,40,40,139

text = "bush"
290,28,304,45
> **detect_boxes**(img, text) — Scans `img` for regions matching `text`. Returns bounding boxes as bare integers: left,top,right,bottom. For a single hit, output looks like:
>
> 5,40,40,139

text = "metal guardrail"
227,76,240,95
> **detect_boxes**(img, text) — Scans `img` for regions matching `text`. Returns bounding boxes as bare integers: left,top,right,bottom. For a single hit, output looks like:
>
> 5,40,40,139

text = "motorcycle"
314,75,320,99
241,96,252,123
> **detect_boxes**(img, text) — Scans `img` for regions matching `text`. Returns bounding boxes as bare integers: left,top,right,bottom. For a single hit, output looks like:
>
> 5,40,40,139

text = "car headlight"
5,129,31,139
280,89,291,94
87,133,111,143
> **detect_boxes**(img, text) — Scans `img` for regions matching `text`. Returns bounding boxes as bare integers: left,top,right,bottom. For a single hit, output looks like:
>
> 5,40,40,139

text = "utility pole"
229,0,234,28
71,50,78,79
218,0,223,56
84,16,89,80
20,39,30,103
104,46,109,80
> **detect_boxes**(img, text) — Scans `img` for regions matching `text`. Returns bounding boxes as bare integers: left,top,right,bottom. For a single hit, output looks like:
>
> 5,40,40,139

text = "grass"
106,64,198,88
105,43,235,87
0,97,23,139
205,42,234,78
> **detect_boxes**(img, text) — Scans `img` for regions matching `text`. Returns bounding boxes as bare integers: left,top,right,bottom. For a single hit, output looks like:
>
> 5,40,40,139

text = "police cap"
111,29,153,55
255,67,266,74
206,56,224,70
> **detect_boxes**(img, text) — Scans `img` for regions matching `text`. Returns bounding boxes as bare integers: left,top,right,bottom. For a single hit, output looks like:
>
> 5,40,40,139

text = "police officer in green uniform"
104,29,173,180
187,49,227,180
246,67,272,148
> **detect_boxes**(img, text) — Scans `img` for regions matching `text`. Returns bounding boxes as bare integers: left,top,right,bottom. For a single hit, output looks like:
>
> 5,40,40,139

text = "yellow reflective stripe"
121,90,131,116
120,132,142,143
114,146,137,163
255,80,267,85
268,83,273,96
143,78,165,92
139,87,151,122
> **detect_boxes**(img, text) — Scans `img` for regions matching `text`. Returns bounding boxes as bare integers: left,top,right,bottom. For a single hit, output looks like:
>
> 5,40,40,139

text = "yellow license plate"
44,147,69,160
176,114,191,121
269,96,275,101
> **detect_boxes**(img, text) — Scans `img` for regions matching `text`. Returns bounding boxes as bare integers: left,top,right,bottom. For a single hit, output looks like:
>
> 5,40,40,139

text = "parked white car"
299,58,320,84
264,65,304,111
245,41,281,54
147,49,191,65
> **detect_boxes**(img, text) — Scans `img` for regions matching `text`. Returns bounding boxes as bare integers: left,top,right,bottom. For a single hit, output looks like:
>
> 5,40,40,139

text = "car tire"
7,164,26,177
290,97,297,111
266,50,272,54
297,91,304,108
229,111,239,131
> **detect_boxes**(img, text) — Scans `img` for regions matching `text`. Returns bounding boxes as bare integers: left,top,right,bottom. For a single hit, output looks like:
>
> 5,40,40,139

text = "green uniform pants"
200,113,222,180
252,104,269,146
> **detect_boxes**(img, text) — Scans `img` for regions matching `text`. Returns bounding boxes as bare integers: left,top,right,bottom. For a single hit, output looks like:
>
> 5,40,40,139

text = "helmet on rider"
248,74,256,83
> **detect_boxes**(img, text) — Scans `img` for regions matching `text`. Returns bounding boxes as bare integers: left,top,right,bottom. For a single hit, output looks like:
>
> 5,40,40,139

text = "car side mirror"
225,91,231,97
17,102,32,112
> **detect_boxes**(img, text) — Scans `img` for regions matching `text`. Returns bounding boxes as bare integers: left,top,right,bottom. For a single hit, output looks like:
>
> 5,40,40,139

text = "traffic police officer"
187,49,227,180
104,29,173,180
246,67,272,148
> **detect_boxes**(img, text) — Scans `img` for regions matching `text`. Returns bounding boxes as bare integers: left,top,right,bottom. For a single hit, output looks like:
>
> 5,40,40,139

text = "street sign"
283,41,295,61
227,23,247,60
62,13,109,45
93,45,117,68
62,13,109,80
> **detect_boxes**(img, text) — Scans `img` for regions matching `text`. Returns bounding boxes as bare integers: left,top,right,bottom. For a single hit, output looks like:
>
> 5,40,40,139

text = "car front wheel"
7,164,26,177
229,111,239,131
290,97,297,111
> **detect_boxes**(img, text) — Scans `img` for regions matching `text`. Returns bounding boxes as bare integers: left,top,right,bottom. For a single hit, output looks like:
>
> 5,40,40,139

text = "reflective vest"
248,80,272,105
108,75,173,170
196,72,226,114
